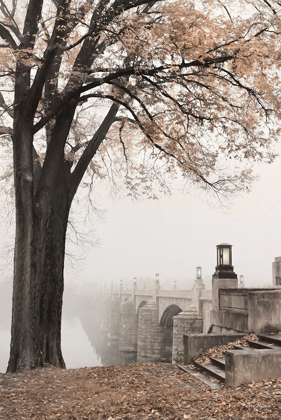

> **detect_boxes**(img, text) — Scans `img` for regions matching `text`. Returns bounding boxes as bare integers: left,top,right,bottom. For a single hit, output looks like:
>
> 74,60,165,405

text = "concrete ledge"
225,349,281,387
211,309,248,332
248,290,281,333
183,333,246,364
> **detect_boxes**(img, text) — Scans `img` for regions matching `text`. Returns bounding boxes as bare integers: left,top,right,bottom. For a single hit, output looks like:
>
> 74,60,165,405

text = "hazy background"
1,142,281,372
67,143,281,292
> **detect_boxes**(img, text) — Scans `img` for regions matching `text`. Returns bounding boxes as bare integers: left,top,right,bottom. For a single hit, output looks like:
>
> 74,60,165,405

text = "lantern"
196,266,202,279
213,243,237,279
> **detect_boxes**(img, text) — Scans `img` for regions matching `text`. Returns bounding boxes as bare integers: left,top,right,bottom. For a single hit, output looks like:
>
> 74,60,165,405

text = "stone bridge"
102,274,212,364
87,249,281,369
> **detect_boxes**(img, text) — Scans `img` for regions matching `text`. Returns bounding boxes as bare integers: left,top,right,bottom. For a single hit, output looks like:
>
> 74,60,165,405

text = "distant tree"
0,0,281,372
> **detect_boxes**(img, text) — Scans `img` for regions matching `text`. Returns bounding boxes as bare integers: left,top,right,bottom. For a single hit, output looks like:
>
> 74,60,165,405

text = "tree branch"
0,125,12,135
0,92,13,118
0,23,17,48
21,0,43,50
70,103,120,199
28,0,72,115
33,54,234,133
0,0,21,39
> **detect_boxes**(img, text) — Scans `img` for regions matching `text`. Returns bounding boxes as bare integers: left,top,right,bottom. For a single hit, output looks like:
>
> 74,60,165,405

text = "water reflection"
65,288,137,368
0,283,136,373
62,317,137,369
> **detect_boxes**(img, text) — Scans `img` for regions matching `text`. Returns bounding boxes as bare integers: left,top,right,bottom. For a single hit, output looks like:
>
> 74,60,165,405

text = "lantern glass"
223,247,230,265
196,267,202,279
217,244,232,266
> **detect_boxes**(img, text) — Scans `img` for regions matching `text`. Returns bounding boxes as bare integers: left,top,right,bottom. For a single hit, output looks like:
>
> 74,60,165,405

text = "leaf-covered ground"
1,363,281,419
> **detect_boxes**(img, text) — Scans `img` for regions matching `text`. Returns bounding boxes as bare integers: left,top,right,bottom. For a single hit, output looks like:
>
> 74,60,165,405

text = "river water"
0,283,136,373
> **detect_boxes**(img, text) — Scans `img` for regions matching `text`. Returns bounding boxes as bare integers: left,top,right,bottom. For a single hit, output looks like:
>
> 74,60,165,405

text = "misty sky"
1,143,281,294
61,141,281,293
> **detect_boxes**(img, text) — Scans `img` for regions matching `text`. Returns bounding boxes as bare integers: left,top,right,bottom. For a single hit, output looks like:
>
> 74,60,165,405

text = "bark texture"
8,116,71,371
7,97,118,372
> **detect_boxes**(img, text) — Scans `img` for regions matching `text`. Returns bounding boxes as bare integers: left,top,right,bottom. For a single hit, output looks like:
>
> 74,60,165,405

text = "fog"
0,281,136,373
1,144,281,372
69,144,281,291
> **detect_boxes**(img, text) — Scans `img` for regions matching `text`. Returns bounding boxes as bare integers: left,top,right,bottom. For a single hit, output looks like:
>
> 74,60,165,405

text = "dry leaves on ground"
1,362,281,419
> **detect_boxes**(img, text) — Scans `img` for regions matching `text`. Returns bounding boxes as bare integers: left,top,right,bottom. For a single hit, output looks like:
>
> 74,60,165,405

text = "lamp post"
212,243,238,311
192,266,205,308
155,273,160,289
212,243,237,279
196,266,202,279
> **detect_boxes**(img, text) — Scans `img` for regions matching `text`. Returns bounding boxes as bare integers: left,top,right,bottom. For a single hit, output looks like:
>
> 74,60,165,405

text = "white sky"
62,140,281,293
1,142,280,293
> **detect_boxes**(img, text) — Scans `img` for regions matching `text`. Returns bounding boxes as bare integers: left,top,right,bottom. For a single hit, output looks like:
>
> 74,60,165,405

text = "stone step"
193,361,225,383
234,345,248,350
177,365,222,390
247,340,281,350
258,334,281,347
209,357,225,369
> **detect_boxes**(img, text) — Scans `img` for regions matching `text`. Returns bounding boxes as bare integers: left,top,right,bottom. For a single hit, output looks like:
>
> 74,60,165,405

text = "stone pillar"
137,301,163,363
212,278,238,310
212,244,238,310
192,278,205,310
152,274,161,303
119,297,137,352
272,257,281,287
108,296,121,340
199,298,213,333
172,305,203,364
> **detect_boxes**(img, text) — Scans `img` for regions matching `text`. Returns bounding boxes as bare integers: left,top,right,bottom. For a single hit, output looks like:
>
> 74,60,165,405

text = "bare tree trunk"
37,165,70,368
8,85,117,372
7,119,71,371
7,106,38,372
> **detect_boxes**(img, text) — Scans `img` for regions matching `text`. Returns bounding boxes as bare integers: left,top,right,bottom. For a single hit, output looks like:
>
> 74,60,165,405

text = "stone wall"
119,298,137,352
212,278,238,311
183,333,245,364
220,290,248,311
225,349,281,387
137,301,164,363
199,298,213,333
248,290,281,333
108,296,121,340
211,309,248,333
172,309,203,364
212,288,281,334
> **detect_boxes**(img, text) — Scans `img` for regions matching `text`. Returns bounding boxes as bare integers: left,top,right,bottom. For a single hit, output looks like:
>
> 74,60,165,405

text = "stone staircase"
178,334,281,389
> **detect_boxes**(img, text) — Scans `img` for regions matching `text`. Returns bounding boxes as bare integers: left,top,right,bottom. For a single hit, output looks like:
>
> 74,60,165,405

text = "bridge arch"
160,304,182,327
159,304,182,362
137,300,147,315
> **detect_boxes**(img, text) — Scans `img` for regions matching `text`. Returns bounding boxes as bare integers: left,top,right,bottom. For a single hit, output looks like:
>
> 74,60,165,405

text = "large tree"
0,0,281,372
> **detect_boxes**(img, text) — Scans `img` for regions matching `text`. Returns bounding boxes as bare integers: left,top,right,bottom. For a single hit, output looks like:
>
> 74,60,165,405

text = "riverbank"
1,363,281,419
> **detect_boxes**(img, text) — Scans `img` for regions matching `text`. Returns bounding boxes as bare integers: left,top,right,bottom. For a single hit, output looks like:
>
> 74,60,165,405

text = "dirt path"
1,363,281,419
